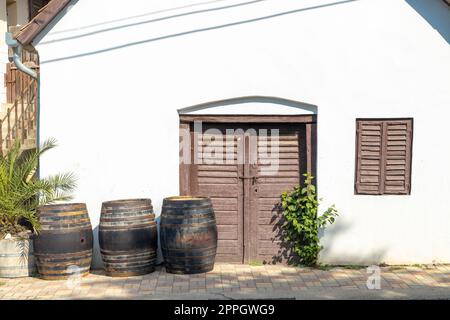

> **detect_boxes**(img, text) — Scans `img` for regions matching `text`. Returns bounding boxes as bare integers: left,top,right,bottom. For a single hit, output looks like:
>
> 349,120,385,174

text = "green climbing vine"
281,173,338,266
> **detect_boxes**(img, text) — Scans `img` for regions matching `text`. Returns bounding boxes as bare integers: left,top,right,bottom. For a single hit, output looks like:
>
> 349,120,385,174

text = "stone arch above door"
178,96,317,115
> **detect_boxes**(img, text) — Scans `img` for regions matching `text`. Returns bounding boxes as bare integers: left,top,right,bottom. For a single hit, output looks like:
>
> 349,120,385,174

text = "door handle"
238,175,259,188
238,176,258,182
238,175,259,185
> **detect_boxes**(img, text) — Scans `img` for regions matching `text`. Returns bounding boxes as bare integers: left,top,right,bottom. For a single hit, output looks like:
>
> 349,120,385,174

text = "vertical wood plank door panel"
248,124,305,264
189,124,244,263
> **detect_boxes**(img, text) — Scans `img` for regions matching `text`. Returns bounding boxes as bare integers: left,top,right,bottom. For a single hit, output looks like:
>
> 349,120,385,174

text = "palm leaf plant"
0,139,76,238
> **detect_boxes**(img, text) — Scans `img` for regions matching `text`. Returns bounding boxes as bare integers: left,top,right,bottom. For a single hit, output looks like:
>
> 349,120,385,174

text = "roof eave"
14,0,72,46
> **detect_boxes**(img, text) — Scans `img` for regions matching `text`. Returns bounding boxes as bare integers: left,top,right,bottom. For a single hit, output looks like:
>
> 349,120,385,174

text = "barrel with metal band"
34,203,93,280
0,232,36,278
99,198,157,277
160,196,218,274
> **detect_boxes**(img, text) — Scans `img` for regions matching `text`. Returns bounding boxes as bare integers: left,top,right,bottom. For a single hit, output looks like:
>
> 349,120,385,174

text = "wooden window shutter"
383,119,412,194
355,119,412,195
355,120,384,194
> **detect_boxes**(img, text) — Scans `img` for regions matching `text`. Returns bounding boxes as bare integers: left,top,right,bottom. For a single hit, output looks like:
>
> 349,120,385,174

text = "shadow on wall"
92,226,103,268
40,0,360,64
41,0,269,45
405,0,450,44
318,221,387,265
267,203,387,265
49,0,242,36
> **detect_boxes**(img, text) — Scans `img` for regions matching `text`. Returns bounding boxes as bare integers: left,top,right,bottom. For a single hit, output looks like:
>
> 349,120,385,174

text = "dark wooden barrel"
34,203,93,280
160,196,218,274
99,199,157,277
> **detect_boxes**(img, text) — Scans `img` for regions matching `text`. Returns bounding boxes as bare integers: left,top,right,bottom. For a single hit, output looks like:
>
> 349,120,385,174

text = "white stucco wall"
34,0,450,267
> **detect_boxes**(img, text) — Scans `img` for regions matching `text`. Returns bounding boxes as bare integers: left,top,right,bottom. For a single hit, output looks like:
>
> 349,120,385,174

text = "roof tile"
15,0,71,45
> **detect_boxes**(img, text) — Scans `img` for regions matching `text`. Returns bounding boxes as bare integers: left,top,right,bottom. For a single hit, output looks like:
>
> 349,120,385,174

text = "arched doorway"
178,97,317,264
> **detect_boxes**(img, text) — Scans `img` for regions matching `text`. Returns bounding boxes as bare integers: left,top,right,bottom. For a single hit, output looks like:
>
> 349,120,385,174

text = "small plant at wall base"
281,173,338,267
0,139,76,238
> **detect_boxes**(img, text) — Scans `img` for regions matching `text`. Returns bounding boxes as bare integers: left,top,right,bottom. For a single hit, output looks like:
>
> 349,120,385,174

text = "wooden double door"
180,116,316,264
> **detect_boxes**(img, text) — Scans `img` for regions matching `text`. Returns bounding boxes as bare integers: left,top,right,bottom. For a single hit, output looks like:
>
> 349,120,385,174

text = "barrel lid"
38,203,87,211
164,196,209,201
102,198,152,206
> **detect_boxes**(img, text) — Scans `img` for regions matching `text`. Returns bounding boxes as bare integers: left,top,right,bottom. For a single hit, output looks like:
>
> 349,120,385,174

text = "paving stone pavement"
0,264,449,300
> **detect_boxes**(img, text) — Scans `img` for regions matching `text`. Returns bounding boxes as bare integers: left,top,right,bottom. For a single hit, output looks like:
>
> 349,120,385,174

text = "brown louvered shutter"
384,120,412,194
355,119,412,195
355,120,383,194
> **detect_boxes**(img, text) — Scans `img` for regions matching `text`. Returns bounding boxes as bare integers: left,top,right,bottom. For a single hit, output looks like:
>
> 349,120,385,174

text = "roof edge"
12,0,450,46
14,0,72,46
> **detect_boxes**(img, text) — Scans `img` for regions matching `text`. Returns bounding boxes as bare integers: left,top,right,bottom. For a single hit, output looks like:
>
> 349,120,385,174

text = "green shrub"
281,173,338,266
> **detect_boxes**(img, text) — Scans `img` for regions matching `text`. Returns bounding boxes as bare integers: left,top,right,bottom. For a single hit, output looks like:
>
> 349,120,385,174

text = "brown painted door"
182,121,310,264
247,124,305,263
190,124,245,263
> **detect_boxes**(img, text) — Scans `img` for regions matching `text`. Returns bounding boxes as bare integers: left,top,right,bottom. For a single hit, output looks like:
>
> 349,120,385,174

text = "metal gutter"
5,32,38,79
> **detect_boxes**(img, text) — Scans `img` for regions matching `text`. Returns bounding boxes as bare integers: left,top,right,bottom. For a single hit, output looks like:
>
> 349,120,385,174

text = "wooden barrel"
0,233,36,278
99,199,157,277
34,203,93,280
160,196,218,274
